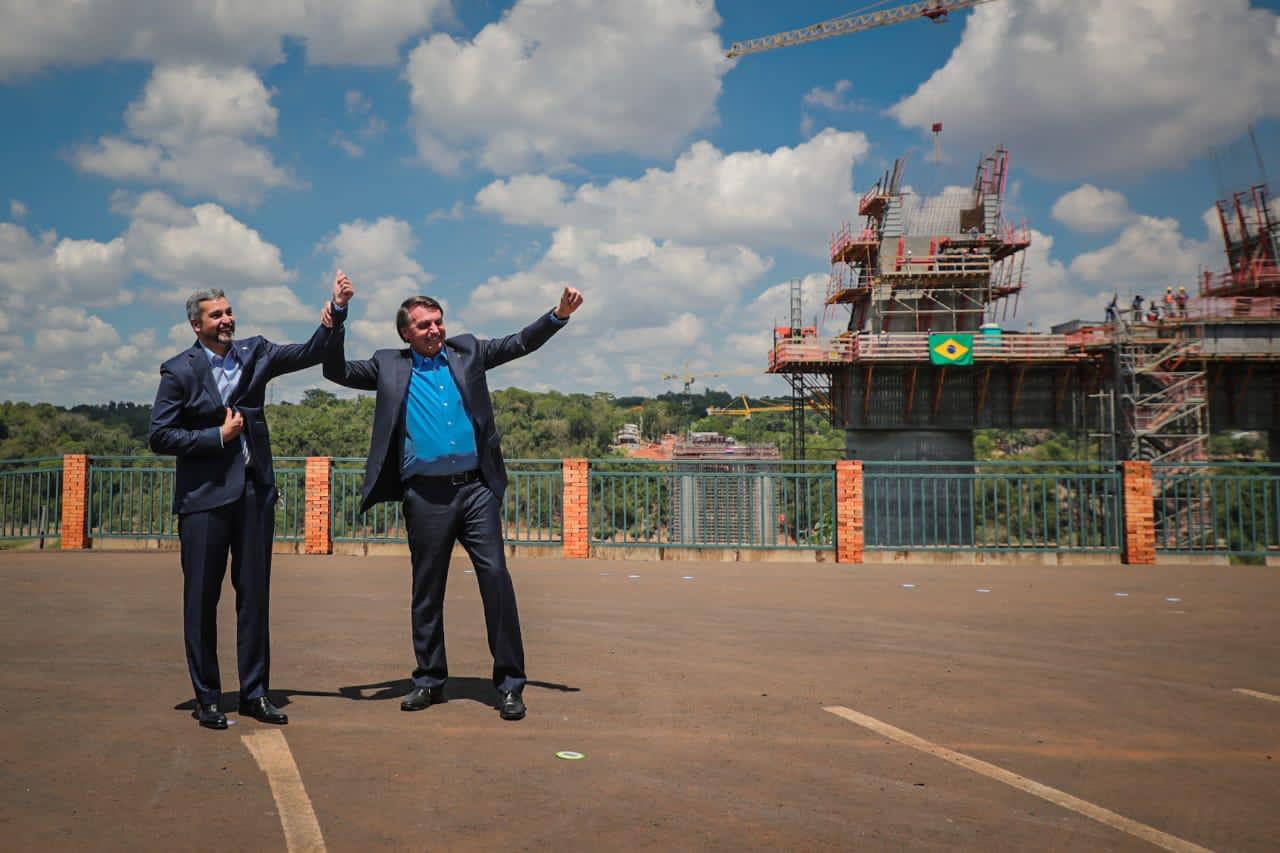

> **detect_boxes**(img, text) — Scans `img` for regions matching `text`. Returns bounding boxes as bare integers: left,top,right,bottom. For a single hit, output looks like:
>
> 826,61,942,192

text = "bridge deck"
2,550,1278,851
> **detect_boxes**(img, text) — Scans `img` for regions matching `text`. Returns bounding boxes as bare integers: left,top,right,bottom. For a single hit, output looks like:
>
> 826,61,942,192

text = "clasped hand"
220,407,244,443
322,269,356,327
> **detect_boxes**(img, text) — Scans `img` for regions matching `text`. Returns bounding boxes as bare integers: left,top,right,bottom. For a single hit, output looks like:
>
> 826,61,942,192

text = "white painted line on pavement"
1233,688,1280,704
823,706,1212,853
242,729,326,853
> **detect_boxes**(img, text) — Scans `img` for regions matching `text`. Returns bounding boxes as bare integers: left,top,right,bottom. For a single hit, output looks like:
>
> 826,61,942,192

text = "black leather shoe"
400,686,445,712
193,703,227,730
238,696,288,724
499,691,526,721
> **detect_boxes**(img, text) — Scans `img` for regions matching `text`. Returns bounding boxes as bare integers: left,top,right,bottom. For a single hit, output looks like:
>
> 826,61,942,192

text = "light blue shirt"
201,343,247,455
201,342,243,404
401,347,479,478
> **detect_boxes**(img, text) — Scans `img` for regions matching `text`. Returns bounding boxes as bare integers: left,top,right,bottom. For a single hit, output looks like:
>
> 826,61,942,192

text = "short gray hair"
186,289,227,324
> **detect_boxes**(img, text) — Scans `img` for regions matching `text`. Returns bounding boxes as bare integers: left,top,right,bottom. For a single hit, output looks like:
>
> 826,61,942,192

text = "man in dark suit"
321,286,583,721
150,273,354,730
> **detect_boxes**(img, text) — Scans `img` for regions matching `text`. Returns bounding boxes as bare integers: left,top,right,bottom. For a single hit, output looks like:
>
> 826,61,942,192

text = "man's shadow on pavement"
174,679,577,713
336,677,579,709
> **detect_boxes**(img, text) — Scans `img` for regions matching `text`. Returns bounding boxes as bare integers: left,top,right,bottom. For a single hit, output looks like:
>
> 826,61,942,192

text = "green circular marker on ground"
555,750,585,760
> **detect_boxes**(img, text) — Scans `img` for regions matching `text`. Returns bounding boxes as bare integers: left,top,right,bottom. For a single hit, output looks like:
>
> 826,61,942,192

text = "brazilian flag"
929,333,974,366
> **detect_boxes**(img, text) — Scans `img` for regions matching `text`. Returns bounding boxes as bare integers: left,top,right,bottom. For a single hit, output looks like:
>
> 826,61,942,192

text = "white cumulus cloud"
322,217,436,353
75,65,295,206
0,193,333,404
404,0,727,174
803,80,861,112
1069,214,1218,295
455,223,774,395
1051,185,1136,234
0,0,452,78
122,192,293,292
476,130,870,254
891,0,1280,179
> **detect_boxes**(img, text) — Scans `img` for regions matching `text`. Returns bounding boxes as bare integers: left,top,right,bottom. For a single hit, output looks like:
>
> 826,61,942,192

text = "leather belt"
409,469,481,486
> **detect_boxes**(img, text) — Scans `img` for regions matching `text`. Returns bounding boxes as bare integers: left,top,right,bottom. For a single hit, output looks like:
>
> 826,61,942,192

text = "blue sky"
2,0,1279,406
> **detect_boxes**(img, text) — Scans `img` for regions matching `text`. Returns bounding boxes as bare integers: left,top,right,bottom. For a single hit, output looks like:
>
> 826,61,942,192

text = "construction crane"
705,395,823,419
725,0,998,58
661,363,760,395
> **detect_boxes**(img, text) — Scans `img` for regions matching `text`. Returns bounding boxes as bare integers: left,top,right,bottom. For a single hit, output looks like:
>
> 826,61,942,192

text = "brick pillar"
304,456,332,555
835,459,864,564
60,453,90,550
562,458,590,559
1122,461,1155,564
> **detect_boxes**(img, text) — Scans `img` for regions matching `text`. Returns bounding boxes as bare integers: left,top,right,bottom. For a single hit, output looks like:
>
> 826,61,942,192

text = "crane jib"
725,0,998,59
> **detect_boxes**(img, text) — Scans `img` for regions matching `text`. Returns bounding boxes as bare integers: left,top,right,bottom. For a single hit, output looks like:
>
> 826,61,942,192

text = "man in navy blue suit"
150,272,354,730
321,286,583,721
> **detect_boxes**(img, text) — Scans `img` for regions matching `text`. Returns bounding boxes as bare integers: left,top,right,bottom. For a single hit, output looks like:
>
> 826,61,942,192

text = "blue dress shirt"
400,310,566,479
401,347,479,478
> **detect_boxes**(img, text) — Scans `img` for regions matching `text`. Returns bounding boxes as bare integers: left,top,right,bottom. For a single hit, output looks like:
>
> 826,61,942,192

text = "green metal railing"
88,456,177,539
273,459,307,542
331,457,403,541
587,459,835,549
500,460,563,544
863,461,1122,552
86,456,306,541
0,457,62,542
1153,463,1280,557
5,455,1275,558
331,458,564,544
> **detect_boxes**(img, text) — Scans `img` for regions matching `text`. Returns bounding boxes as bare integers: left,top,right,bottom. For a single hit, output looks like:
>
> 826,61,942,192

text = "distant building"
612,422,642,447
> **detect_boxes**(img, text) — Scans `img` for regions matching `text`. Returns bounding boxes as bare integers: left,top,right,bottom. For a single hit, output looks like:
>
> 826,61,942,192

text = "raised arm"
264,270,355,379
481,286,583,369
321,324,380,391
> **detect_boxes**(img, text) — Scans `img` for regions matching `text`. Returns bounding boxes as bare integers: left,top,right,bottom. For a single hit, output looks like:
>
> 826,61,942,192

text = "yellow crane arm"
706,396,822,417
726,0,998,58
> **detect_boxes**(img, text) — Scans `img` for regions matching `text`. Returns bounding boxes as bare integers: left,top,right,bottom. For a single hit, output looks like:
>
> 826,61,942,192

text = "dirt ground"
1,550,1277,851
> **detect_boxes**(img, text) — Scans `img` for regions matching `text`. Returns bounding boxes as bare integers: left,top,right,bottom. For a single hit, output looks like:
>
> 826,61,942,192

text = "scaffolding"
1202,184,1280,298
826,146,1030,333
1115,330,1209,465
772,278,840,459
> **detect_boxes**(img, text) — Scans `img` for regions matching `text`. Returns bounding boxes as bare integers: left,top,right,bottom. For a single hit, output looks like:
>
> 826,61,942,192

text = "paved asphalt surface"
1,551,1277,851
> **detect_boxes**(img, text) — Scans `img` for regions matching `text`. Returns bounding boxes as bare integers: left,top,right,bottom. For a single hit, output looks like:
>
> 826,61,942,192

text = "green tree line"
2,394,1269,462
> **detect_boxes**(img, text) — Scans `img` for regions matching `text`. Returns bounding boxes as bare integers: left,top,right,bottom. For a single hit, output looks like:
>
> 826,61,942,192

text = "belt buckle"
449,470,471,485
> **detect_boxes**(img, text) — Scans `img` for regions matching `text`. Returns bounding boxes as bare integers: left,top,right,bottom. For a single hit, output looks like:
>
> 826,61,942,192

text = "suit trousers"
402,477,526,694
178,479,275,705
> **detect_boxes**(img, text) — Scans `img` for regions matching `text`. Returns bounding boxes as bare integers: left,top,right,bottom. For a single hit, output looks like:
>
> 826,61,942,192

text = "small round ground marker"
556,750,585,760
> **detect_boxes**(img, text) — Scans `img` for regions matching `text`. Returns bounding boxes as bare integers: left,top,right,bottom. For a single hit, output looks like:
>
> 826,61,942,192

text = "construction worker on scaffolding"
1131,293,1144,320
1175,286,1188,318
1164,287,1175,312
1105,294,1118,325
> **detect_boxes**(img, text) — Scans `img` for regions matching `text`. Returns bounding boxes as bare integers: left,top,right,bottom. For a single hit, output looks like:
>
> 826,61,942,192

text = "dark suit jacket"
323,311,565,513
149,316,344,515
